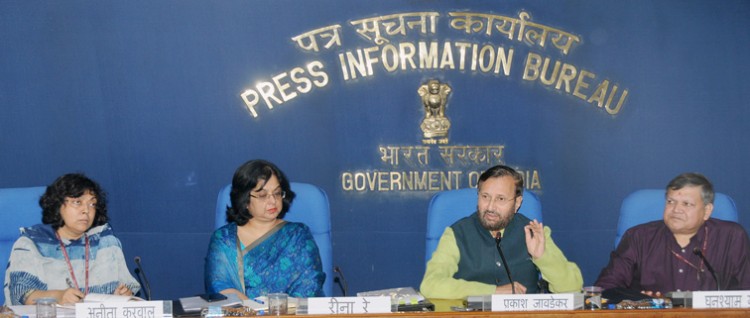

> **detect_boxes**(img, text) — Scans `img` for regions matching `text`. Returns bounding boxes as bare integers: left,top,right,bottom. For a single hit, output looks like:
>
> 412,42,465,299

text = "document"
84,293,144,302
179,293,242,312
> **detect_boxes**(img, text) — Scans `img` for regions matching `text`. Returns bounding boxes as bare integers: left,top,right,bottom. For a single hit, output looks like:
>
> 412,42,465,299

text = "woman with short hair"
3,173,140,305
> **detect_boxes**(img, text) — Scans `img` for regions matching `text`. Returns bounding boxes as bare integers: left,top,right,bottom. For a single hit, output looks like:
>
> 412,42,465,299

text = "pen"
66,277,83,300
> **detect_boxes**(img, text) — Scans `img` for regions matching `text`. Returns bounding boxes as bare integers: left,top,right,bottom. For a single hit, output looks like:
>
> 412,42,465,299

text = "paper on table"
357,286,425,305
179,293,242,312
54,293,145,310
9,305,76,318
244,296,299,311
84,293,144,302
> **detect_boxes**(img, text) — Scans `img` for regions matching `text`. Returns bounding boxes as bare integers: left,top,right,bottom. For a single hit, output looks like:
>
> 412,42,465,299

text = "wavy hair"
226,159,296,226
40,173,109,230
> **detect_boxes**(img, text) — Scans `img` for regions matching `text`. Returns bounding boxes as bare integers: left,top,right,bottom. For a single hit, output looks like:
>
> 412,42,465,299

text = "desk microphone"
333,266,349,296
495,232,515,294
134,256,152,300
693,247,721,291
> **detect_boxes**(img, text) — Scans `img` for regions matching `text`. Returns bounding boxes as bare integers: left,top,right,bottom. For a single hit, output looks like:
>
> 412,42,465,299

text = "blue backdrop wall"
1,0,749,300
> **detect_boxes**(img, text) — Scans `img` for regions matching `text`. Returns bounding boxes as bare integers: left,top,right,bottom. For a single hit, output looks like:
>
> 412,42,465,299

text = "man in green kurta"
420,165,582,299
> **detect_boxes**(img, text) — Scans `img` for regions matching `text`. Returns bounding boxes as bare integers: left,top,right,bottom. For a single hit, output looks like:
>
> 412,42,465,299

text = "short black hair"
477,165,524,197
226,159,296,226
666,172,714,204
40,173,109,230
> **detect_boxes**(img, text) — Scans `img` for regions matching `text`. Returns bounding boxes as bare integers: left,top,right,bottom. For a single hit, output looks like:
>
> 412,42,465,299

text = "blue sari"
205,221,325,298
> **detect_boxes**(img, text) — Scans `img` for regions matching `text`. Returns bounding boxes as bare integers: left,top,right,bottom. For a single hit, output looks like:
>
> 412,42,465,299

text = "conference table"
303,308,750,318
170,298,750,318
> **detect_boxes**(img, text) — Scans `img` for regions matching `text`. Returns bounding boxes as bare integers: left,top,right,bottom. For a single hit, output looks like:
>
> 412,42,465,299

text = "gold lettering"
344,49,368,80
378,172,388,191
366,172,377,190
342,173,353,191
470,43,479,71
390,171,402,190
573,69,595,100
257,82,281,108
555,63,577,92
338,53,350,80
381,44,399,71
478,45,495,72
454,42,471,71
419,41,439,69
587,79,609,107
399,42,417,70
354,173,366,191
529,170,541,189
413,171,428,190
272,73,296,102
244,11,626,121
240,89,260,117
605,87,628,115
494,47,513,76
468,171,481,188
439,42,455,69
364,46,380,76
291,25,342,53
522,52,543,81
290,67,311,94
539,58,561,86
340,170,470,192
308,61,328,87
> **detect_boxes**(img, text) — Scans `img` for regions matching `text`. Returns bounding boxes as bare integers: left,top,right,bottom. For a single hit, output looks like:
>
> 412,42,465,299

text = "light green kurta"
420,225,583,299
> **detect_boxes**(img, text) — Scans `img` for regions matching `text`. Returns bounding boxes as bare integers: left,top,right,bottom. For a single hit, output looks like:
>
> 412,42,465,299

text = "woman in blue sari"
205,160,325,299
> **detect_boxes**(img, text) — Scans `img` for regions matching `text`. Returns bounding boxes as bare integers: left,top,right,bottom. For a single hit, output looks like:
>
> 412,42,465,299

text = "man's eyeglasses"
478,193,516,206
250,190,286,202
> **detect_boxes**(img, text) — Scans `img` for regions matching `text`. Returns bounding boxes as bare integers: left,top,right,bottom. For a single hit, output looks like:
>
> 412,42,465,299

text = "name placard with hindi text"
76,301,164,318
308,296,391,314
693,290,750,309
491,293,575,311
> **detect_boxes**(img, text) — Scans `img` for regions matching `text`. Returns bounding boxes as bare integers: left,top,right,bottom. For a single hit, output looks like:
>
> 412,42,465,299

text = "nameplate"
491,293,575,311
76,301,164,318
308,296,391,314
692,290,750,309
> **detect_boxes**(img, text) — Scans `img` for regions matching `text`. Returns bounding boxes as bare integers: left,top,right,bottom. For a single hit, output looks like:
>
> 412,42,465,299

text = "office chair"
215,182,335,296
425,188,543,265
615,189,738,247
0,186,46,305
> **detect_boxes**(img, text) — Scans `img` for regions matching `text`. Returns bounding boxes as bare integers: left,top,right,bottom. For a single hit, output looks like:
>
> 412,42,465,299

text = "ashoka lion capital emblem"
418,79,452,139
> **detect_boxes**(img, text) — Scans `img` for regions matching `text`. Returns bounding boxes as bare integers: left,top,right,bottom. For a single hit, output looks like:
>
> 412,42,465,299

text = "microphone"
134,256,152,300
495,232,516,294
693,247,721,291
333,266,349,296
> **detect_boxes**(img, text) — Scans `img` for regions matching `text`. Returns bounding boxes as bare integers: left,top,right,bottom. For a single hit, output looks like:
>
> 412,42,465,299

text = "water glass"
268,293,288,315
36,297,57,318
582,286,603,310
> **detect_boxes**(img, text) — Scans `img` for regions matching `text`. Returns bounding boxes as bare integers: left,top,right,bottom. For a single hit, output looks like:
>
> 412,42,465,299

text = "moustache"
482,210,499,216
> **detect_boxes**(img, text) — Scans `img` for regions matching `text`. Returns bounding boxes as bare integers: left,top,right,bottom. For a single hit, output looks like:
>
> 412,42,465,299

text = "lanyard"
670,226,709,276
56,232,89,295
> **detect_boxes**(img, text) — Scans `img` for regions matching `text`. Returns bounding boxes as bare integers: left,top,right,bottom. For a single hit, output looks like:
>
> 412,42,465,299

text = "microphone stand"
693,247,721,291
333,266,349,296
495,232,515,294
134,256,153,300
